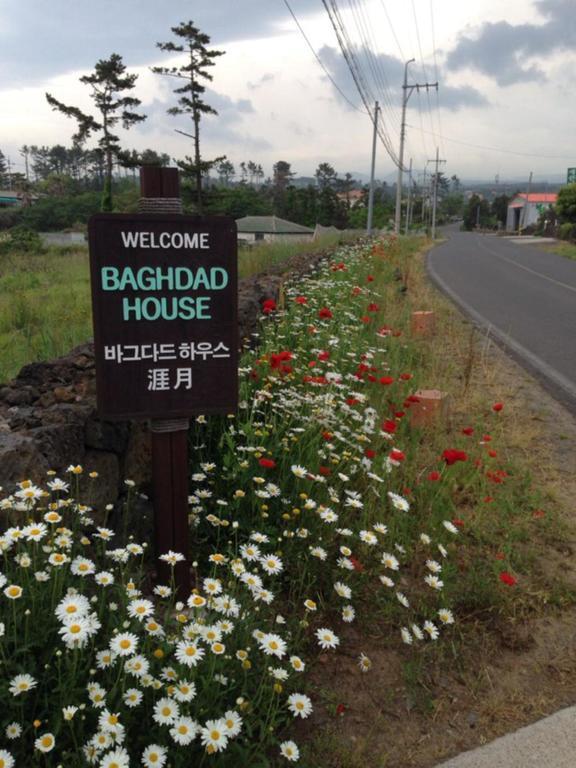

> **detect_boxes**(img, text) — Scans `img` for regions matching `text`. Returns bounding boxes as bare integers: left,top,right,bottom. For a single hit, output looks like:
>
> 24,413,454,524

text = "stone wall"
0,244,338,503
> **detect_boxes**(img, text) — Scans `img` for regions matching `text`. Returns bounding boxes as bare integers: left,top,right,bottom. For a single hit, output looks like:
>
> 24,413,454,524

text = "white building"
506,193,557,232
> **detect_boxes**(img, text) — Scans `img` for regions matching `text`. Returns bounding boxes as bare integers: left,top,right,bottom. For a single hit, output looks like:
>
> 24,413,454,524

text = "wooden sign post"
88,167,238,594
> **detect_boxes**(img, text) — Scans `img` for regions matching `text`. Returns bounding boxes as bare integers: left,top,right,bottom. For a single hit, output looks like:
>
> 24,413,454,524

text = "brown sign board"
88,213,238,420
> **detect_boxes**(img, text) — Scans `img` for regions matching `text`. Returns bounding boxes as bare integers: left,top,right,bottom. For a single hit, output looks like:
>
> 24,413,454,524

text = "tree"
463,194,491,230
272,161,295,215
315,162,338,191
153,21,225,213
216,160,235,187
0,149,7,187
46,53,146,210
556,183,576,223
491,194,511,227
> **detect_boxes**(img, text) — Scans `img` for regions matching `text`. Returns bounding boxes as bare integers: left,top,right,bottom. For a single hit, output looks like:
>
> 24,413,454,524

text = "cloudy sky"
1,0,575,185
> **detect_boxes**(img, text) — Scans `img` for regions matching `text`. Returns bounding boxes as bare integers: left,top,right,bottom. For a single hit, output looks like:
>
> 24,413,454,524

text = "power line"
429,0,446,160
410,0,437,146
377,0,405,61
406,123,576,160
282,0,366,114
321,0,401,166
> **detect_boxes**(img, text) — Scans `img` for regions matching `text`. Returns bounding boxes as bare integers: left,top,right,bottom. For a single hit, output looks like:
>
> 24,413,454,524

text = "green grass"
0,234,354,382
543,242,576,261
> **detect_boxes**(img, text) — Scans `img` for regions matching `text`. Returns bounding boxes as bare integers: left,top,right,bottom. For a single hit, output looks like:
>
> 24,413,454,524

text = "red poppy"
494,552,505,560
367,303,379,312
428,471,441,481
318,466,331,476
318,350,330,361
303,375,328,385
249,369,259,380
322,431,333,441
318,307,333,319
336,703,346,716
361,315,371,324
482,434,492,442
377,325,392,336
350,557,364,572
351,286,362,296
442,449,468,466
308,361,317,368
394,411,406,419
270,351,292,369
380,376,395,386
364,449,376,459
389,449,405,463
499,571,517,586
488,450,498,458
346,397,360,406
492,402,504,412
382,419,397,434
367,275,374,282
452,518,464,528
294,296,307,304
259,458,276,469
405,395,421,405
462,427,474,436
262,298,276,314
483,496,494,503
399,373,413,381
532,509,546,519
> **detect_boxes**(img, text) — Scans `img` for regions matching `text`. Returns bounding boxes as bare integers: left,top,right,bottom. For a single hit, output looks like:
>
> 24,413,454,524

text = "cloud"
0,0,320,87
318,46,487,112
446,0,576,85
247,73,276,90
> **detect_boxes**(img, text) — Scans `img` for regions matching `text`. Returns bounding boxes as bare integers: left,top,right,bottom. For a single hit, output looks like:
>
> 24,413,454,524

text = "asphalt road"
428,228,576,413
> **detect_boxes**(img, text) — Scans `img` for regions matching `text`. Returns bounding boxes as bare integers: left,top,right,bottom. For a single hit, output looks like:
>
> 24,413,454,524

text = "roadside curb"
434,705,576,767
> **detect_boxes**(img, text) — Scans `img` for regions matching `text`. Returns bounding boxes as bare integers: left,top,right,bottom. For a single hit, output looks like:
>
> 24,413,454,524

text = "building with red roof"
506,192,557,232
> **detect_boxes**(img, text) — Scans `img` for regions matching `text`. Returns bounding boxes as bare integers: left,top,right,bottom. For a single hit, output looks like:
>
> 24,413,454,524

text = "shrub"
558,222,576,242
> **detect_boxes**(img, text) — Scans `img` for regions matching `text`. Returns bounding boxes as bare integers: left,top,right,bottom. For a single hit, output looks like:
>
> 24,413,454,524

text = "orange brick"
411,311,436,337
409,389,448,428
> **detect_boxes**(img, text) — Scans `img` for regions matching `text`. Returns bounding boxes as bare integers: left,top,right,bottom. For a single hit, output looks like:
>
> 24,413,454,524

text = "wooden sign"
88,213,238,419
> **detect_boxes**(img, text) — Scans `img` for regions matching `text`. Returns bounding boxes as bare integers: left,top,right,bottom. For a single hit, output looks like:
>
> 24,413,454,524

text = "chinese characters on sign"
88,214,238,419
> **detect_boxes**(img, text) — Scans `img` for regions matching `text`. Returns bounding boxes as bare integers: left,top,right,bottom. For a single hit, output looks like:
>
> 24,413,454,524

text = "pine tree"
152,21,225,213
46,53,146,211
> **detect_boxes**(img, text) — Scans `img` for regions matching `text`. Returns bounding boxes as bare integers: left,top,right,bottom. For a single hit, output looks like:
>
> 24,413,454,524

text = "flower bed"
0,236,530,766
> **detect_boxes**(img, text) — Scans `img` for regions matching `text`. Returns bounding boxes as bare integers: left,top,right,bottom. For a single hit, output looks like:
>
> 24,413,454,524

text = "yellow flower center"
70,624,81,634
162,707,171,717
210,730,221,740
41,736,53,748
120,639,131,649
185,647,196,656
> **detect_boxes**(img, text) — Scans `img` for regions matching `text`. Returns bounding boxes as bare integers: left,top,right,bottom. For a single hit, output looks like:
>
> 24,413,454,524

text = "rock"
53,386,76,403
28,423,85,472
0,386,39,406
0,432,49,485
85,418,130,454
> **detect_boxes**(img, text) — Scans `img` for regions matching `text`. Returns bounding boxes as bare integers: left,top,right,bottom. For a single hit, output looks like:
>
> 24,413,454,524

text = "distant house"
336,189,364,208
236,215,314,244
506,193,557,232
0,190,23,208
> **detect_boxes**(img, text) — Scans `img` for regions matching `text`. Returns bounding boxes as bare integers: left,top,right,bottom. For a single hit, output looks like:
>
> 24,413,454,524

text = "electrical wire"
322,0,402,167
429,0,446,160
406,124,576,160
282,0,366,114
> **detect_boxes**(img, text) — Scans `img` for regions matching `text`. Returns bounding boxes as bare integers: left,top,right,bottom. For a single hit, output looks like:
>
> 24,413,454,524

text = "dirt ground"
302,261,576,768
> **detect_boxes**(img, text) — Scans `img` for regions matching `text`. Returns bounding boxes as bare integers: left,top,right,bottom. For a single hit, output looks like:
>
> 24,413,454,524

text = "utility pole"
429,147,446,240
519,170,533,233
404,158,413,236
394,59,438,234
367,101,379,236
